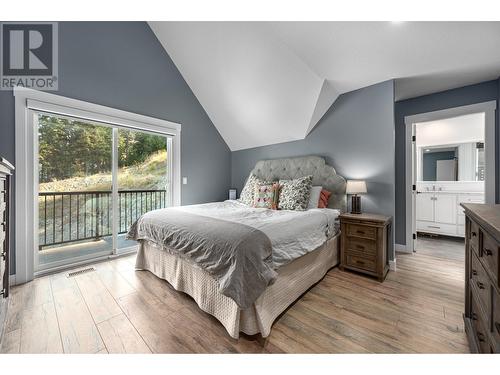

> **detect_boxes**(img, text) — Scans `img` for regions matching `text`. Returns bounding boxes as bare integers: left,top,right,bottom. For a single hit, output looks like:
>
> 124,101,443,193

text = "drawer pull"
477,332,485,342
471,313,478,321
495,322,500,335
484,248,493,256
428,225,441,229
477,281,485,290
356,230,365,235
471,231,477,237
471,269,477,276
355,260,365,265
355,245,365,250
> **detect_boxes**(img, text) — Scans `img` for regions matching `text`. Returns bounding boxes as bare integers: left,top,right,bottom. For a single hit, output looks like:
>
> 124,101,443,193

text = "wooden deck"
0,249,468,353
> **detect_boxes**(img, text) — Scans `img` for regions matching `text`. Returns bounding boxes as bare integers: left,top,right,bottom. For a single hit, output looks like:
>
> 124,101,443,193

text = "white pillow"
307,186,323,209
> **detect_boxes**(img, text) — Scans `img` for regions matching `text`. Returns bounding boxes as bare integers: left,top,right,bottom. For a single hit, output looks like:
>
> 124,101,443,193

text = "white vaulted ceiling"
149,22,500,151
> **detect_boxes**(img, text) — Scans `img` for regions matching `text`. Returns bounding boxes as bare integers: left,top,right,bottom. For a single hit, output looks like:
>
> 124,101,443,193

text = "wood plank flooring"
0,251,469,353
416,234,465,261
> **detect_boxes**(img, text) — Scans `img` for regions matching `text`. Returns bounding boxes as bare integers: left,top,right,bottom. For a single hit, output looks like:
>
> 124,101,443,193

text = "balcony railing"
38,189,168,249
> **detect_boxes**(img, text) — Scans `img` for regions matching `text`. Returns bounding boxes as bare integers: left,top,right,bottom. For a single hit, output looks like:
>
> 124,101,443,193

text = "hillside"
39,149,168,192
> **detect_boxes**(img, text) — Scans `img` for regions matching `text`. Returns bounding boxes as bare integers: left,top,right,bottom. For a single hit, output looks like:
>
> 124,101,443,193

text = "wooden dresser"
339,212,391,281
0,157,14,340
462,203,500,353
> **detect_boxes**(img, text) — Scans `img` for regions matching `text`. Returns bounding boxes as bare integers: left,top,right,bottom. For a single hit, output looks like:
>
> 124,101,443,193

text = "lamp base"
351,195,361,214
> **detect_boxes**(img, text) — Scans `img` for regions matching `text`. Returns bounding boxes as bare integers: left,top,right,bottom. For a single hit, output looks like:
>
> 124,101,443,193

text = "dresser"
462,203,500,353
339,212,391,281
0,157,14,340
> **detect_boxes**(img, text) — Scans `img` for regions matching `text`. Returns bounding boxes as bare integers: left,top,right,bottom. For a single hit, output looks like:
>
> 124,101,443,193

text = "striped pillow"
318,189,332,208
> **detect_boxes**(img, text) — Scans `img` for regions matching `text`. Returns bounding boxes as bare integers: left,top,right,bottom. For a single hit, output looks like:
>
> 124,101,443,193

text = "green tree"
38,115,167,183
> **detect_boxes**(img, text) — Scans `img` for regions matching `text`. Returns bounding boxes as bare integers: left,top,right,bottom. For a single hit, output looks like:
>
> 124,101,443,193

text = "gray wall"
232,80,396,258
394,79,499,245
0,22,231,272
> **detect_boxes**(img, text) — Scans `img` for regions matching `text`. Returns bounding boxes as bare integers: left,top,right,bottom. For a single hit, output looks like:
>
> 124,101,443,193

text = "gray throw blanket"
127,208,277,308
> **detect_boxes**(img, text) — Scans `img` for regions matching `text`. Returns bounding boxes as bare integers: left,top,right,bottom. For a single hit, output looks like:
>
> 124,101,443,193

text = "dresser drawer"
471,296,489,353
417,221,457,235
469,220,480,253
481,231,499,287
490,289,500,349
344,236,377,258
346,254,376,272
346,223,376,240
471,293,495,353
471,252,491,313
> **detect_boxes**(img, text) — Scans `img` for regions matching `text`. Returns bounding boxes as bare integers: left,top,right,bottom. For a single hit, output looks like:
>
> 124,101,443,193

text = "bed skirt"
135,234,339,339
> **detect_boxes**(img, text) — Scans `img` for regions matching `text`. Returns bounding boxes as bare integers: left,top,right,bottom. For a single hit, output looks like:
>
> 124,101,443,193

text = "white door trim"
404,100,497,253
14,87,181,283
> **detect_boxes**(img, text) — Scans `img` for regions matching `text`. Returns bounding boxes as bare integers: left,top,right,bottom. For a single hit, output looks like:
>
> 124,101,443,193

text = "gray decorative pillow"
238,174,273,206
278,175,313,211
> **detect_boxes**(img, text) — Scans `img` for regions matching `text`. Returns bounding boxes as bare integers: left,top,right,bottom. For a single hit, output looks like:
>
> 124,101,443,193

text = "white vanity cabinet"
416,191,484,237
416,193,434,222
434,194,457,224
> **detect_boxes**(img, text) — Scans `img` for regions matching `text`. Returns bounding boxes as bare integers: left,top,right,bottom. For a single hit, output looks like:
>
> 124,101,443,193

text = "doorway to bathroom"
405,101,496,259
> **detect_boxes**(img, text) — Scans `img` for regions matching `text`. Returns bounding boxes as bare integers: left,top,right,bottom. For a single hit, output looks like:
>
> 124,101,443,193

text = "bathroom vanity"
416,182,484,238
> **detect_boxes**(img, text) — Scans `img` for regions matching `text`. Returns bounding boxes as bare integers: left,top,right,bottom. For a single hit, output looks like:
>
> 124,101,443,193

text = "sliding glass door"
115,128,170,253
35,111,172,271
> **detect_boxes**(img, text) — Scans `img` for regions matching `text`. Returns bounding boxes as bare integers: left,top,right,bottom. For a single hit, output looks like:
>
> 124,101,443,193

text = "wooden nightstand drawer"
345,236,377,258
346,254,376,272
346,223,376,240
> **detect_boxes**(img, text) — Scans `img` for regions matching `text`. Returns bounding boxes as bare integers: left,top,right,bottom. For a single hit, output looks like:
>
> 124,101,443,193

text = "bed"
130,156,347,338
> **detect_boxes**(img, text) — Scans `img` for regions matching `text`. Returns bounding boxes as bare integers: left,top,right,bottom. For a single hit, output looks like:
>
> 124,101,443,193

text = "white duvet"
176,200,340,268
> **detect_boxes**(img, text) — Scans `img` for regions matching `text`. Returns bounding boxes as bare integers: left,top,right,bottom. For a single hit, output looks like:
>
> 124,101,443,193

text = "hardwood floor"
416,234,465,261
0,251,469,353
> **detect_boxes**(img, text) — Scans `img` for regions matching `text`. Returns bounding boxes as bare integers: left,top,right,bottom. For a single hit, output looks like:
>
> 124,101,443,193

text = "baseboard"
389,259,397,271
9,274,16,286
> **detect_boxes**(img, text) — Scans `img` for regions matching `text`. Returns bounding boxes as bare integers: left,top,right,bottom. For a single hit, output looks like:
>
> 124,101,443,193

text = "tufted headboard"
250,156,347,211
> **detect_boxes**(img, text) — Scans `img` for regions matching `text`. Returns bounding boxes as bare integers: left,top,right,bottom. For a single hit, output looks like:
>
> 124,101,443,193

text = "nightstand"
339,212,392,282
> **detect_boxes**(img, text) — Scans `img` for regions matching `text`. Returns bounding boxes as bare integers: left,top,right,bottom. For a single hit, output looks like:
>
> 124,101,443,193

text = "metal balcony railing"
38,189,168,249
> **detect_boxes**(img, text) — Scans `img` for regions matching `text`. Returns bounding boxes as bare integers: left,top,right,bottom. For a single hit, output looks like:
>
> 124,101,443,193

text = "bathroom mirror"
418,142,484,182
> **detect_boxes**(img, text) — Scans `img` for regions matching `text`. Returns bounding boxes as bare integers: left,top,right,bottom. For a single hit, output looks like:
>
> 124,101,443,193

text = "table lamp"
346,180,367,214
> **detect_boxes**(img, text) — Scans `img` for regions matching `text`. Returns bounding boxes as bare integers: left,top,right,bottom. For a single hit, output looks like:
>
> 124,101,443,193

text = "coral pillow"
318,189,331,208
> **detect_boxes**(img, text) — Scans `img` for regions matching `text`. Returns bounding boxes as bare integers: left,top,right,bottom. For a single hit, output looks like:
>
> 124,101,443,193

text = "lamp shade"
346,180,367,194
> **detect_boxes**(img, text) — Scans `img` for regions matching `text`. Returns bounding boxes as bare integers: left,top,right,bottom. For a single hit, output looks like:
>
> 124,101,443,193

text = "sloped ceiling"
149,22,500,151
